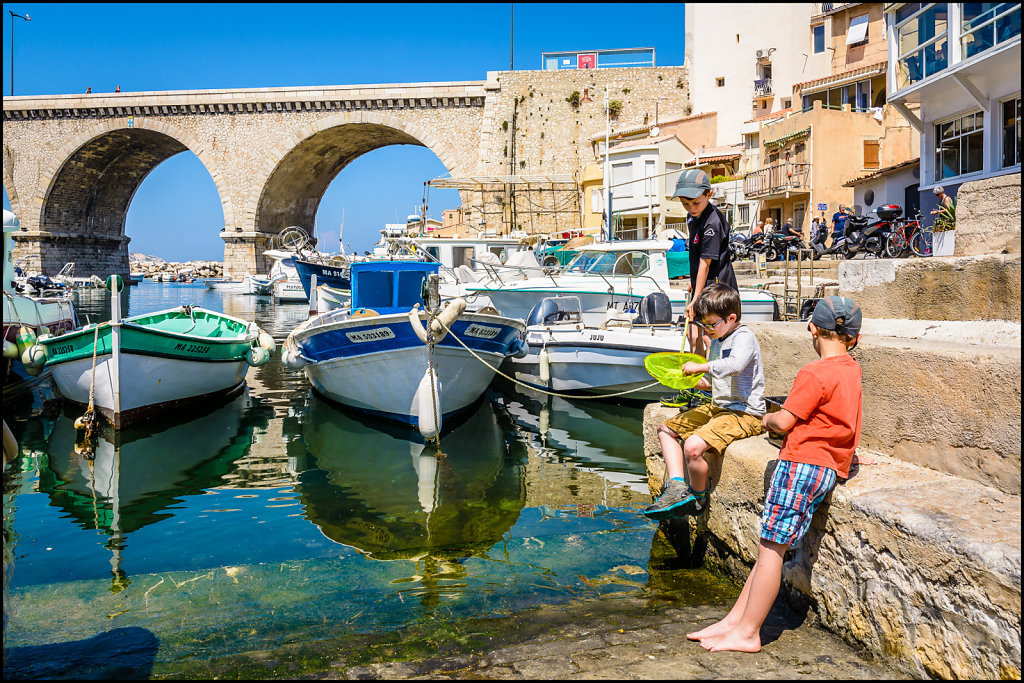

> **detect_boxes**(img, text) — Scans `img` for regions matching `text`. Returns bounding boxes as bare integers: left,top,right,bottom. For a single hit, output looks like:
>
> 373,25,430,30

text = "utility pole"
510,3,514,71
604,85,613,242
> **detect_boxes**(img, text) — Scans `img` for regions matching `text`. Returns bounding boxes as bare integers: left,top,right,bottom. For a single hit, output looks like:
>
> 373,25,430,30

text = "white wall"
850,166,921,217
685,3,831,148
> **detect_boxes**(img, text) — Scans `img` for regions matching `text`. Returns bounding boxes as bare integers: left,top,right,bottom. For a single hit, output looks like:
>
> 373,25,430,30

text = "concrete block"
642,405,1021,679
954,173,1021,257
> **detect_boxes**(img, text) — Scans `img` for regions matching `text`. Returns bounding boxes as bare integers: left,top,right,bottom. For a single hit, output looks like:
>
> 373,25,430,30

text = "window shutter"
863,140,880,169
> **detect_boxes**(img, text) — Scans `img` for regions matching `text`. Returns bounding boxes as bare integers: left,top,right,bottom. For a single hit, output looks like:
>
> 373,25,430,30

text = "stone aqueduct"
2,67,689,277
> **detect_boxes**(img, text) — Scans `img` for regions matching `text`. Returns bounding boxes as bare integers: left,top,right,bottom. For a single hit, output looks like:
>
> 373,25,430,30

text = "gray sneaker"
642,479,706,520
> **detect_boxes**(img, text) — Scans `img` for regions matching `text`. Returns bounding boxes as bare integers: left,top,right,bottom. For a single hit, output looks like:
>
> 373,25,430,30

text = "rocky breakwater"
130,253,223,280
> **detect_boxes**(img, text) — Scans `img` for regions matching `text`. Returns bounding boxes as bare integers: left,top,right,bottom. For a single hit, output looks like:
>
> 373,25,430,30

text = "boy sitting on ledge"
643,282,765,520
688,296,866,653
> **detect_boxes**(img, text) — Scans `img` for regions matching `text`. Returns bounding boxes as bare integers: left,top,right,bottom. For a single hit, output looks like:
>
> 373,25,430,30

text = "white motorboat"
464,239,777,325
3,210,80,395
264,249,309,303
502,295,692,402
283,261,527,438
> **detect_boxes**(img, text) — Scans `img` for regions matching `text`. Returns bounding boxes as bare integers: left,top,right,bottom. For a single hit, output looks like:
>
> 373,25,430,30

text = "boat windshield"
563,250,651,276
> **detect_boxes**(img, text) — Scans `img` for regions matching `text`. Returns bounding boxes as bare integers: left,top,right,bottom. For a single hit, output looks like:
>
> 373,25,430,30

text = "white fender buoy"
3,339,18,359
428,298,467,341
22,343,47,369
281,340,307,370
257,330,276,354
246,345,270,367
416,366,442,440
509,336,529,359
408,304,430,344
539,347,551,385
15,326,36,355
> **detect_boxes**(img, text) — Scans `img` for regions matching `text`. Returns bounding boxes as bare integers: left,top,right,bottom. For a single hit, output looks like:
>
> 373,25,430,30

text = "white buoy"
257,330,276,354
415,366,442,439
3,339,18,359
539,347,551,385
246,345,270,367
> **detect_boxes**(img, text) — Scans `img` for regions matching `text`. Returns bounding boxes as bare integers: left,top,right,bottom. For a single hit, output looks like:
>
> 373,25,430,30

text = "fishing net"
644,352,708,391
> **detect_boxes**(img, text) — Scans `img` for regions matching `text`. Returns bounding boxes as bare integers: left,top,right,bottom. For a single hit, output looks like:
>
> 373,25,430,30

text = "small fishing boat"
292,255,352,300
282,260,527,438
264,249,309,303
502,294,696,402
32,277,275,428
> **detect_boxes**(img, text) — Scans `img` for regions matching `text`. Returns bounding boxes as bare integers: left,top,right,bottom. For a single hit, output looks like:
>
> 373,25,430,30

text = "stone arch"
244,111,462,239
38,117,237,239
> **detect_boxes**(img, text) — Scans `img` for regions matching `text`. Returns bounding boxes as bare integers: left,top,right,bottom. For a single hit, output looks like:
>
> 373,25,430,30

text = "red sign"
578,54,596,69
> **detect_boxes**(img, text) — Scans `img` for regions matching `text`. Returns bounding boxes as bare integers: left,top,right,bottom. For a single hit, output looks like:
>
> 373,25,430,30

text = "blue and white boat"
282,261,527,437
292,255,352,300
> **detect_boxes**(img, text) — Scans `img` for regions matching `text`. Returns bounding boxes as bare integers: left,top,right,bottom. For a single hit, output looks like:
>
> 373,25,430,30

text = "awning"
763,127,811,149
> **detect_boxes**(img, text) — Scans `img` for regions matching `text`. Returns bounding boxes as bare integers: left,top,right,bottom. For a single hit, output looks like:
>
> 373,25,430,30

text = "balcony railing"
753,78,773,98
743,162,811,198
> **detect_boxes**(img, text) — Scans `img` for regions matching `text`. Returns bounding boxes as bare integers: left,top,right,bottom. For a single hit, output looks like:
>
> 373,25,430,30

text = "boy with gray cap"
688,296,870,653
673,169,738,356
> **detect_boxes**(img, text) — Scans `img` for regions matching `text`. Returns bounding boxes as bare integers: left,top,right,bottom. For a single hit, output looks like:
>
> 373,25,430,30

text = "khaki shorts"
662,403,764,455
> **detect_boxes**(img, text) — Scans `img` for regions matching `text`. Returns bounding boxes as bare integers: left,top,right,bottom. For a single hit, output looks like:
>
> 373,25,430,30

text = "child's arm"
684,332,758,378
762,408,798,434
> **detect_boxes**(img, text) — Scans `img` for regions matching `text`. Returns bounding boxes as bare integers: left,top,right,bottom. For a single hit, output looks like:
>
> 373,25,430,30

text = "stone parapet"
642,404,1021,679
953,172,1022,257
838,253,1022,321
746,320,1021,495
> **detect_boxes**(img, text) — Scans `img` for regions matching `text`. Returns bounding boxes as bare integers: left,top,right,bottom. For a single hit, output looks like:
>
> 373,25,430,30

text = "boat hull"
293,258,351,299
274,276,309,302
293,312,525,428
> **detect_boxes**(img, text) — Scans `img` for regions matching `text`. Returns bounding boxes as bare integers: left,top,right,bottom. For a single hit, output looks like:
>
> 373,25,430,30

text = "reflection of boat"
297,393,525,560
465,240,777,325
284,261,526,435
3,210,80,396
504,295,691,402
37,285,272,428
39,391,255,588
495,388,648,493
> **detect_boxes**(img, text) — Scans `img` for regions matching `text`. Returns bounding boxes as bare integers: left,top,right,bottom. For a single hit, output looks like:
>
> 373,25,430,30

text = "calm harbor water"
3,281,739,678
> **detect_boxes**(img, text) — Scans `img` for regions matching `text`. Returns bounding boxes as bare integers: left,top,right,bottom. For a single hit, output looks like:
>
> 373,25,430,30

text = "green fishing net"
644,352,707,390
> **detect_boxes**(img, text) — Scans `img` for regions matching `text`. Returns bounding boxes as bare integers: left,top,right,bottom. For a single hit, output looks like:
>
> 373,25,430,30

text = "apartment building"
884,2,1020,218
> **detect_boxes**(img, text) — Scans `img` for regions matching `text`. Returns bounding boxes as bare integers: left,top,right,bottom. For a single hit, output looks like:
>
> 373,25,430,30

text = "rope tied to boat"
432,316,661,400
74,323,102,458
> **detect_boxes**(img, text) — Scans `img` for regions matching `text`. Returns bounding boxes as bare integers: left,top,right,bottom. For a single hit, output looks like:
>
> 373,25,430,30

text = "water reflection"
296,394,526,561
38,391,257,590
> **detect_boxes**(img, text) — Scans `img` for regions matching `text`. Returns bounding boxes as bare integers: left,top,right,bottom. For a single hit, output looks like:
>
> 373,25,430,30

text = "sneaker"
659,392,688,407
642,479,706,520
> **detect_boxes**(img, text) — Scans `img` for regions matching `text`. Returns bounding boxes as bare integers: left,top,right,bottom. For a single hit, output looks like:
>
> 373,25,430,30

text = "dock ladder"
781,247,815,321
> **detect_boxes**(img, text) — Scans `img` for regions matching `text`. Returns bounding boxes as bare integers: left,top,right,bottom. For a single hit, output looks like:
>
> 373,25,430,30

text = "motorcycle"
728,231,752,260
843,204,902,259
809,224,847,260
764,230,806,262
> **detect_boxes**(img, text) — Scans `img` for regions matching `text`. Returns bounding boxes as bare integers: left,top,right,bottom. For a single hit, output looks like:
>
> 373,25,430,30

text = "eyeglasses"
694,317,725,332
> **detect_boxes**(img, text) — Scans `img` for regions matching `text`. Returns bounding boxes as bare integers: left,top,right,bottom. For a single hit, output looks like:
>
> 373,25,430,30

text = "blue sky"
3,3,685,261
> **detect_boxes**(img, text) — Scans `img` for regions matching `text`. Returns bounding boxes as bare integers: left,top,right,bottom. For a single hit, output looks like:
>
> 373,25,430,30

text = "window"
739,204,750,225
813,24,826,53
895,3,950,90
847,14,870,45
1003,96,1021,168
591,187,604,213
961,3,1021,60
664,162,682,196
935,110,985,180
782,97,792,109
863,140,880,169
645,159,657,197
716,77,726,87
612,161,634,197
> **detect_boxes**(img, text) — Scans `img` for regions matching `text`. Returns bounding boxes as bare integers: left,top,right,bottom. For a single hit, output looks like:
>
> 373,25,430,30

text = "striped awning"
763,127,811,149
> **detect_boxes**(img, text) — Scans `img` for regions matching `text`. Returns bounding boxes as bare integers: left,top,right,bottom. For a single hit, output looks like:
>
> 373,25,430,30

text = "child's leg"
698,538,787,652
682,434,710,493
658,424,686,481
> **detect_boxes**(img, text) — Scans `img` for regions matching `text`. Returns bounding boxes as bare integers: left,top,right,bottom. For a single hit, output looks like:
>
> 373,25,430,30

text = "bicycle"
884,212,924,258
911,220,932,257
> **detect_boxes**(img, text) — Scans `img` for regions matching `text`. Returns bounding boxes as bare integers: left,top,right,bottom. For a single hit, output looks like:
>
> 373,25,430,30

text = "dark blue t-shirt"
831,211,848,236
688,203,738,293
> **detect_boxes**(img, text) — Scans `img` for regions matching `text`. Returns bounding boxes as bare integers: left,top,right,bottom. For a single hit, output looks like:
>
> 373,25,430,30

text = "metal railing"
754,78,774,98
743,162,811,197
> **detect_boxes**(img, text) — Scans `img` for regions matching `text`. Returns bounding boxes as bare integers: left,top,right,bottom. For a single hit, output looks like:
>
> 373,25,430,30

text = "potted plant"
932,198,956,256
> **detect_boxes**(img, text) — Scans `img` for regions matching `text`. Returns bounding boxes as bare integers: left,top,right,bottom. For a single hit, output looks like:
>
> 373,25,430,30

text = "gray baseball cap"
810,296,862,337
672,169,712,199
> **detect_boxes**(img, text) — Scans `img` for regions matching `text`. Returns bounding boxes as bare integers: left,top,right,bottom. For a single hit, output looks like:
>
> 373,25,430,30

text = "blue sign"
817,203,828,210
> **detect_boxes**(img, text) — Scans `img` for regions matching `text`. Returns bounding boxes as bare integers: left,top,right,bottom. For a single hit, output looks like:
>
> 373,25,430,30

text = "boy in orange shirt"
687,296,869,653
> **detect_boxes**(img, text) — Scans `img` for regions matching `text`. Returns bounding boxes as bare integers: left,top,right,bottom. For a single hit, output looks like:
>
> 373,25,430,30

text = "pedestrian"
810,216,821,241
642,283,765,520
672,168,738,358
764,217,775,233
752,220,764,235
831,204,852,242
930,186,954,228
115,85,121,93
687,296,873,653
85,86,92,94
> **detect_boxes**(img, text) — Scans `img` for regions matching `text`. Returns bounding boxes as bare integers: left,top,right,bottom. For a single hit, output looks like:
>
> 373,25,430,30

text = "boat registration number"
464,324,501,339
346,327,395,343
52,344,74,356
174,343,211,354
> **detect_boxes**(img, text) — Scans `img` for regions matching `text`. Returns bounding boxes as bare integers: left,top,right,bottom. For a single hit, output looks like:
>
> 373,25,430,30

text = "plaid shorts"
760,460,837,546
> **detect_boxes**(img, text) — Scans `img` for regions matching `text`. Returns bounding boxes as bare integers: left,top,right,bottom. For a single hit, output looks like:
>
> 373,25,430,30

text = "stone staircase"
643,174,1022,679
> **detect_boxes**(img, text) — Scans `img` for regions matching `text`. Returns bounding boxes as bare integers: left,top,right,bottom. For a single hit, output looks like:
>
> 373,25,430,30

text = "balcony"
743,162,811,198
753,78,773,99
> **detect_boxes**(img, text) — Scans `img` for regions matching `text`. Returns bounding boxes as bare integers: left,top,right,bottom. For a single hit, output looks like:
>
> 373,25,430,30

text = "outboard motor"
633,292,673,325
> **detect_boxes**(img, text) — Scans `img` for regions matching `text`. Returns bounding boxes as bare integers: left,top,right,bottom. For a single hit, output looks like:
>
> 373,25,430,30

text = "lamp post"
8,10,32,97
603,85,612,241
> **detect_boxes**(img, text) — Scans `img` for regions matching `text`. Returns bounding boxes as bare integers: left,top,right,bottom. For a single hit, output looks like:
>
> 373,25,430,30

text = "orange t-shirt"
779,354,862,478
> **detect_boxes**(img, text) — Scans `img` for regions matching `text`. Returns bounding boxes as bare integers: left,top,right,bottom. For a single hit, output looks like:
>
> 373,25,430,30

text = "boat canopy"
350,260,440,314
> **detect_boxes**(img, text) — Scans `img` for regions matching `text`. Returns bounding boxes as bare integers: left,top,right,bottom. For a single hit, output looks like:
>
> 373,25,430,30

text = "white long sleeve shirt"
706,324,766,417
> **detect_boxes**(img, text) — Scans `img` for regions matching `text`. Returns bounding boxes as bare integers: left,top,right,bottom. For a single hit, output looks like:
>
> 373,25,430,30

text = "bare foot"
686,618,735,641
699,628,761,653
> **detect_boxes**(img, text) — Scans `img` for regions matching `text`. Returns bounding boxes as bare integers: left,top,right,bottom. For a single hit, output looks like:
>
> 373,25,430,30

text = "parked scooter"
809,224,847,260
843,204,902,259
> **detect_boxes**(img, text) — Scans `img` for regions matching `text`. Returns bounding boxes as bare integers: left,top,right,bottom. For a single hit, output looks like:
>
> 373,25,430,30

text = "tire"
542,255,560,268
765,246,779,262
911,231,932,257
884,232,907,259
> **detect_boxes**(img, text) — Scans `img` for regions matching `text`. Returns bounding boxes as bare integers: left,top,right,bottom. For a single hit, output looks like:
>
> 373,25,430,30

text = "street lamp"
603,85,613,241
9,10,32,97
